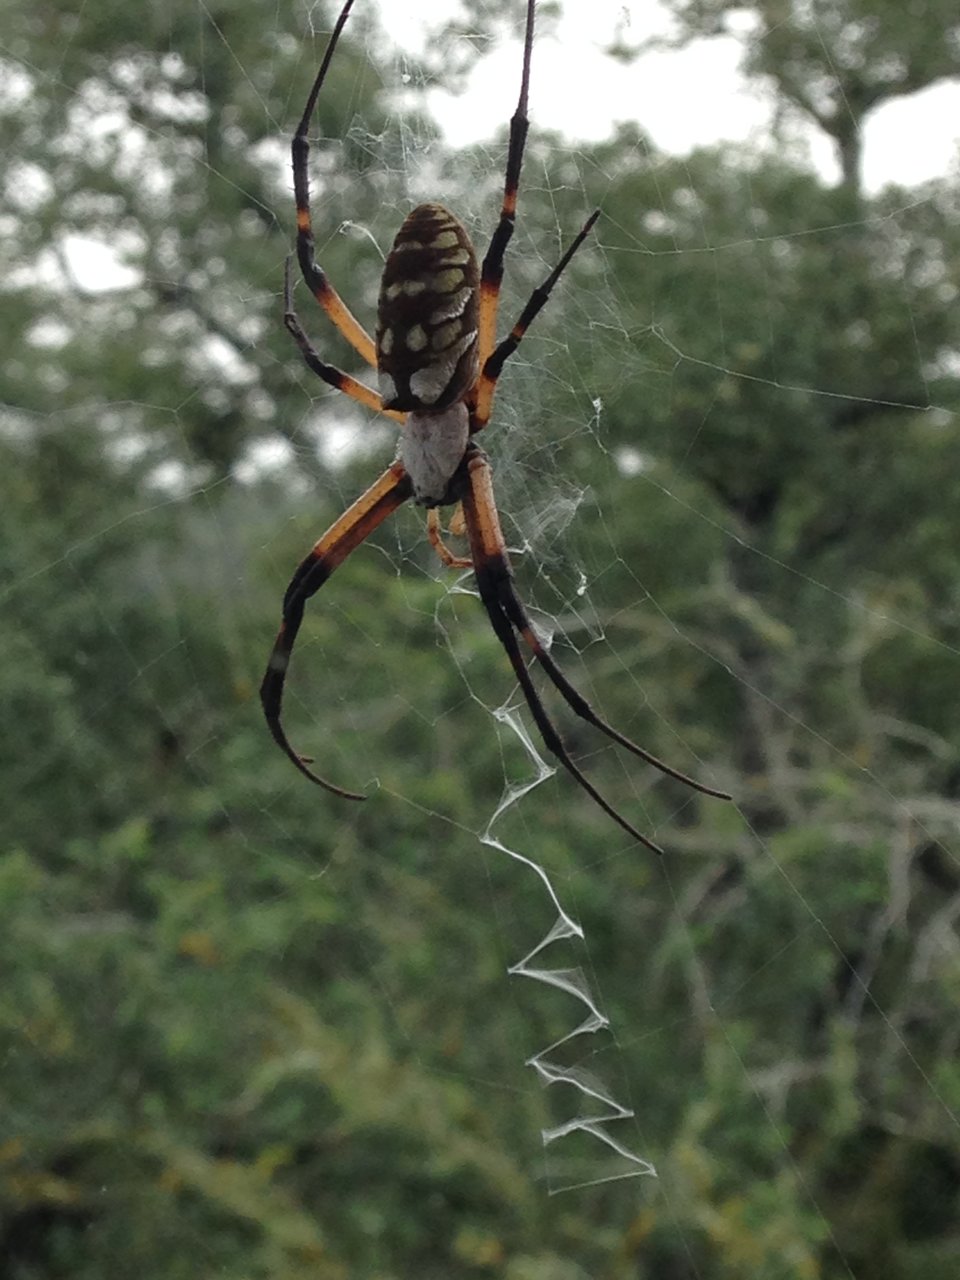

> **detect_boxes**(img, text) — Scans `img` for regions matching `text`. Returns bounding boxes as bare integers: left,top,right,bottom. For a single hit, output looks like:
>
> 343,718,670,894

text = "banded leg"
460,450,730,852
261,461,414,796
477,0,536,366
472,210,599,432
292,0,378,368
284,259,405,422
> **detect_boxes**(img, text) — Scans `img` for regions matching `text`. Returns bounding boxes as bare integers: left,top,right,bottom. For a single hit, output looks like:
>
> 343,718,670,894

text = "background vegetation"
2,0,959,1275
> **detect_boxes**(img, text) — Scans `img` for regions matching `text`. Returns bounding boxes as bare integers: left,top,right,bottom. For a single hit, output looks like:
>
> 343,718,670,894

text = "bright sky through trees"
379,0,960,191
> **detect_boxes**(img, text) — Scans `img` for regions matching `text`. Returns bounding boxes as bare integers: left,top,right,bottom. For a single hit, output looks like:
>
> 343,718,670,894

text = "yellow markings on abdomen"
376,203,480,411
386,279,427,299
424,268,466,294
432,320,462,351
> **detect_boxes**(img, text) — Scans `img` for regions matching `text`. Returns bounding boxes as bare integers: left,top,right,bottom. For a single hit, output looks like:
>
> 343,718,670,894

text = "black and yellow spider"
260,0,730,853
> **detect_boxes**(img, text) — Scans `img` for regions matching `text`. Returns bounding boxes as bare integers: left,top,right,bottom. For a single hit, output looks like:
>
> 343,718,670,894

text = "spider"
260,0,731,854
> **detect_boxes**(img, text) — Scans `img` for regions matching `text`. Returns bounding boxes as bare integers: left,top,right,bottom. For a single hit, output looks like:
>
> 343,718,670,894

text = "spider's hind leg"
290,0,378,369
472,209,599,433
283,260,405,422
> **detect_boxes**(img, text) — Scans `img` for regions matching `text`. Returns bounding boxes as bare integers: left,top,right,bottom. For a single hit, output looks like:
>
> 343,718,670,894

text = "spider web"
4,0,960,1270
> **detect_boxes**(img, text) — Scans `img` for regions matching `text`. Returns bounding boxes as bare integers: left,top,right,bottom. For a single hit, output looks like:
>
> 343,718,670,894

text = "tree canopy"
2,1,958,1276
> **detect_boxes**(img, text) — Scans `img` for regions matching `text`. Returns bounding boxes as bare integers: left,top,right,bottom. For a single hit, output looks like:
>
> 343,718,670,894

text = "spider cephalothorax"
261,0,731,852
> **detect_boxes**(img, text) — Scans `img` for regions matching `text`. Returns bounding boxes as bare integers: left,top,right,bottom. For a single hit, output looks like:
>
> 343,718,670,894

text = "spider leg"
463,450,729,799
461,450,670,854
284,259,404,422
261,460,414,797
477,0,536,366
291,0,378,368
498,576,733,802
472,210,599,432
448,504,467,538
427,507,472,570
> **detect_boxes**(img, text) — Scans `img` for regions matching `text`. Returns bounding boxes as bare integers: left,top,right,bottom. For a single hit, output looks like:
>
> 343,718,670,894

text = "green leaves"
3,0,960,1274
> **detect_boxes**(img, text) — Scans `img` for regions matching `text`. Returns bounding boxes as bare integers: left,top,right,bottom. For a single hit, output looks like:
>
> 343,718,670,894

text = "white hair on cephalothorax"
399,403,470,505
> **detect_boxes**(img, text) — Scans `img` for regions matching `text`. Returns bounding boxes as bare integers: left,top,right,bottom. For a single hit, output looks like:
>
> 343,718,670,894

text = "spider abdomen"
376,202,479,412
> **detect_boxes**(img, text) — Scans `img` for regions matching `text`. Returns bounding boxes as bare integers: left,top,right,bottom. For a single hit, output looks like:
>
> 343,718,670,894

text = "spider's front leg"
260,462,414,797
459,449,730,853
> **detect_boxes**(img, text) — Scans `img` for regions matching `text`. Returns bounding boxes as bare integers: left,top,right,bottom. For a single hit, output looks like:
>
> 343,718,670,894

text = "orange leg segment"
290,0,378,369
260,461,414,796
460,450,730,851
427,506,472,569
473,210,600,433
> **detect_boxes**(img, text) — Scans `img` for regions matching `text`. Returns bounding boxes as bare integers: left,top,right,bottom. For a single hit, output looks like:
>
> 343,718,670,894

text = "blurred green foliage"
2,0,959,1276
